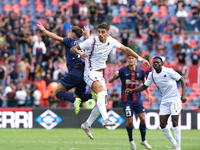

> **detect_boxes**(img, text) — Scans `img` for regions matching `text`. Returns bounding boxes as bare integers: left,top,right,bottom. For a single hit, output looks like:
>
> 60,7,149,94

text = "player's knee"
97,91,107,97
160,123,166,129
172,122,178,127
127,122,133,127
140,119,146,124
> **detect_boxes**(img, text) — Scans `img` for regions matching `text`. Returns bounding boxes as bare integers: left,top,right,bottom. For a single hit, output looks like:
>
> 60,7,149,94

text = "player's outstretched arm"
125,85,148,95
142,80,153,104
179,76,187,103
119,45,150,68
70,45,88,58
36,22,63,42
108,72,118,83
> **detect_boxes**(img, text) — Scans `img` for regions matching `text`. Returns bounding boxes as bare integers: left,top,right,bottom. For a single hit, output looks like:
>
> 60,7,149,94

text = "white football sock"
162,126,176,146
86,105,100,126
174,126,181,149
97,91,108,121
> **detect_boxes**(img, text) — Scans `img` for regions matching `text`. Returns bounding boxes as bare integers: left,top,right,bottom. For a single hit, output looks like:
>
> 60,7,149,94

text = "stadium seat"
189,40,198,48
36,4,45,12
106,101,113,109
190,105,198,110
52,0,59,6
3,4,12,12
143,5,150,13
4,0,11,4
163,34,172,42
120,10,128,17
19,0,28,5
151,5,159,12
112,16,121,24
60,5,68,12
170,16,177,23
45,10,53,16
22,15,30,22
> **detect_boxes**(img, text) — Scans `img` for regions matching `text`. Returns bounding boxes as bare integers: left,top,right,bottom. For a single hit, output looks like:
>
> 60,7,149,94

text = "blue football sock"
139,123,146,141
56,92,75,103
79,94,92,102
126,126,133,142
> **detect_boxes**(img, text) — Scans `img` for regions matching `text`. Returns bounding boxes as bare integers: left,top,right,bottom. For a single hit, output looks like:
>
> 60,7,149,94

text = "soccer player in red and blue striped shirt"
109,55,153,150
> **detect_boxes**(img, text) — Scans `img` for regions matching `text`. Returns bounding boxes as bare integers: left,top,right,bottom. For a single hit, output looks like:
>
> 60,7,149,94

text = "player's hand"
181,95,187,103
141,59,150,68
36,22,46,32
148,95,153,104
80,52,88,58
82,26,90,36
125,88,133,95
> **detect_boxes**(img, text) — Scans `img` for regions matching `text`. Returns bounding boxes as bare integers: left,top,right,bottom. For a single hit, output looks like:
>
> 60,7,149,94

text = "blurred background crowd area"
0,0,200,110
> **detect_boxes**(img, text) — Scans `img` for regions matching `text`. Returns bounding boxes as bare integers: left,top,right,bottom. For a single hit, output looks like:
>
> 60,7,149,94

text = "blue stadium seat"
184,6,191,12
4,0,11,4
53,5,59,13
151,5,159,12
168,5,176,17
21,5,28,15
111,5,120,17
12,0,19,4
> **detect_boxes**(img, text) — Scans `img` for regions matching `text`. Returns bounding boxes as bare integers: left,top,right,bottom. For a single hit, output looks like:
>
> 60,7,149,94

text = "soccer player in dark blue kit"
37,23,96,115
109,55,152,150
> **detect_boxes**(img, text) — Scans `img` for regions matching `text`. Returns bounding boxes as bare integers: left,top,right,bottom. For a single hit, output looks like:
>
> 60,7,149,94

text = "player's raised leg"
91,80,115,127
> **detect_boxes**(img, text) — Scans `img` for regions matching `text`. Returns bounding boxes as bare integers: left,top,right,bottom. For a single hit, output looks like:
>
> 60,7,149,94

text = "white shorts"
84,70,107,94
159,101,182,115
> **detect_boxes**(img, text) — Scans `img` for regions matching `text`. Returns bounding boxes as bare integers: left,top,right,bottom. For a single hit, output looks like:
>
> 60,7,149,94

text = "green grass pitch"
0,129,199,150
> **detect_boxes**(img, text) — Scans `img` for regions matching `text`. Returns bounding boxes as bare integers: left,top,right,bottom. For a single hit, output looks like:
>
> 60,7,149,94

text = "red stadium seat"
36,4,45,12
159,6,167,12
45,10,53,16
22,15,30,22
170,16,177,23
163,34,172,42
187,12,192,17
35,0,42,5
189,40,198,48
4,4,12,12
19,0,28,6
13,4,21,15
120,10,128,17
143,5,150,13
106,101,113,109
153,12,160,17
112,16,121,24
60,5,68,12
52,0,59,6
190,106,198,110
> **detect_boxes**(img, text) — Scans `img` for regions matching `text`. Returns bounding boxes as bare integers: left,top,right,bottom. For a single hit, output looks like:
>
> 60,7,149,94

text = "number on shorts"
125,106,131,117
174,103,179,110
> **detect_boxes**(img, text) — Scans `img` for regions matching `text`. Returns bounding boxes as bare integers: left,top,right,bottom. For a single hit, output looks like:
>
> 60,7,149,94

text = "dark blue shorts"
122,100,145,118
59,68,86,96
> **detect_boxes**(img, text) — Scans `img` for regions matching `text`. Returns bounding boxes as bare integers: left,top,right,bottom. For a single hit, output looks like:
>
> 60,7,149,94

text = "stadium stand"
0,0,199,110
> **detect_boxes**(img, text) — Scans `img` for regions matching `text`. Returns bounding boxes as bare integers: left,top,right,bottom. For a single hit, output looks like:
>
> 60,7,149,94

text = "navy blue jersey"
117,66,145,103
62,37,83,71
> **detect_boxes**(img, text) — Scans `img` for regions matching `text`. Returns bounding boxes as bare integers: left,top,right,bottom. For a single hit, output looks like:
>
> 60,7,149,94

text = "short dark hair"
153,56,163,63
70,26,83,38
97,22,109,30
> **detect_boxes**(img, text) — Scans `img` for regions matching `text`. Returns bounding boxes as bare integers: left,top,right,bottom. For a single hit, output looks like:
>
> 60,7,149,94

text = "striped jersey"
144,67,181,104
79,36,121,71
62,37,83,71
117,66,145,103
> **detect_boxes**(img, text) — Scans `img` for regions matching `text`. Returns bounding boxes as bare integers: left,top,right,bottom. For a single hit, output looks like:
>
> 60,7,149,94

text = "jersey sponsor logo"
125,79,139,84
35,109,62,130
137,73,140,77
126,74,129,76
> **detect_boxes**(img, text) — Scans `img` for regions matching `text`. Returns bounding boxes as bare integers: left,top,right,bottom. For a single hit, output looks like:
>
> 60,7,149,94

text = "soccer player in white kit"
70,22,150,140
126,56,187,150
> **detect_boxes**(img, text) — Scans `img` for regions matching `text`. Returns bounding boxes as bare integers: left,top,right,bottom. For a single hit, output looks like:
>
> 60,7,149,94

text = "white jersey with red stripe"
144,67,182,104
79,36,121,71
